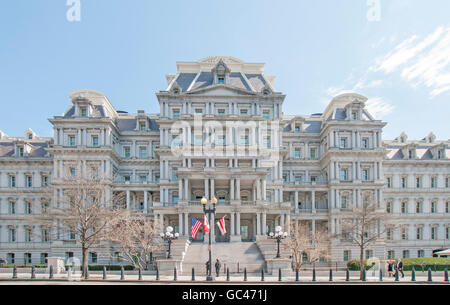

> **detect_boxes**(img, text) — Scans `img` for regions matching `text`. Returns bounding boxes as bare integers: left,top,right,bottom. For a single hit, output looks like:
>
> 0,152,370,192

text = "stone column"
311,191,316,212
126,190,130,209
236,212,241,236
262,212,267,235
286,214,290,234
184,179,189,201
230,179,235,200
236,179,241,200
144,191,148,213
178,213,183,235
211,179,215,198
184,213,188,237
231,212,235,235
256,213,261,235
204,179,209,199
178,179,183,200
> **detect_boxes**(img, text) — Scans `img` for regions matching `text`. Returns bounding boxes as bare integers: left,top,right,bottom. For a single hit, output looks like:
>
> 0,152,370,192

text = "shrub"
87,265,134,271
346,259,373,271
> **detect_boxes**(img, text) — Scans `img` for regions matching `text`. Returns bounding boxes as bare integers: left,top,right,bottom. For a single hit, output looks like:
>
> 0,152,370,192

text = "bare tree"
37,174,125,278
106,213,162,271
287,222,331,270
340,195,392,279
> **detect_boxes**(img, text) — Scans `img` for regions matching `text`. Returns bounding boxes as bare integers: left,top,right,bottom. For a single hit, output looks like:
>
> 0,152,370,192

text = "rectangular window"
446,177,449,188
139,147,148,158
217,109,225,116
7,253,15,264
263,137,271,148
26,175,33,187
362,169,369,181
416,177,421,188
417,250,424,258
294,148,301,159
240,109,248,116
431,177,436,188
401,177,406,188
447,227,450,240
124,147,131,158
124,175,131,182
18,147,24,157
431,227,437,240
9,200,15,214
40,253,48,264
9,175,16,188
386,177,391,188
139,175,147,183
139,122,146,131
295,125,300,132
195,108,203,115
431,201,436,213
42,175,49,187
24,253,32,265
386,202,392,214
401,202,407,214
361,138,368,149
25,228,32,242
340,169,348,181
416,228,422,240
9,228,16,242
92,136,99,147
416,202,422,213
340,138,347,148
69,136,76,147
402,250,409,259
218,77,225,83
263,110,270,120
446,202,449,213
172,169,178,181
41,229,49,242
89,252,98,264
172,109,180,119
69,168,76,176
310,148,317,159
343,250,350,262
341,196,347,209
240,135,249,145
387,251,395,259
401,228,407,240
80,107,87,117
365,250,373,259
25,201,32,214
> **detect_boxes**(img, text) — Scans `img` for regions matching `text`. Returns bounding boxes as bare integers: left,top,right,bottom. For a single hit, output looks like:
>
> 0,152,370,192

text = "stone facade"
0,56,449,265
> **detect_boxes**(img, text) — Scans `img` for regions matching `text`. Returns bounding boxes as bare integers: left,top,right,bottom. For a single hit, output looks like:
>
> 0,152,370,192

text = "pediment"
187,84,255,96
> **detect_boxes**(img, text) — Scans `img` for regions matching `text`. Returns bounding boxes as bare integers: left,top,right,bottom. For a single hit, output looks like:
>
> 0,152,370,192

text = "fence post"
329,269,333,282
278,268,282,282
395,269,399,282
226,268,230,282
295,269,299,282
312,267,316,282
362,269,366,282
261,269,264,282
120,266,125,280
346,268,349,282
427,268,432,282
85,267,89,280
192,267,195,281
138,268,142,281
49,265,53,279
12,265,17,279
174,267,177,281
156,266,160,281
244,268,247,281
444,268,449,282
379,269,383,282
103,266,107,280
237,262,240,273
31,266,36,279
411,267,416,282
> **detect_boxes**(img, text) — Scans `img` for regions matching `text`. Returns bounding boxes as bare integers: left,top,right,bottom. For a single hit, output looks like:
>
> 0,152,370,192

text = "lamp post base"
206,275,215,281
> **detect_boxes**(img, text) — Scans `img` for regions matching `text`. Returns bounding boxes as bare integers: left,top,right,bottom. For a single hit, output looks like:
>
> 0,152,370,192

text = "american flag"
191,218,203,239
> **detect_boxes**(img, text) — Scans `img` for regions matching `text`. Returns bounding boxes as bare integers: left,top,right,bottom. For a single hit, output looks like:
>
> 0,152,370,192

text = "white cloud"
365,97,395,119
372,26,450,97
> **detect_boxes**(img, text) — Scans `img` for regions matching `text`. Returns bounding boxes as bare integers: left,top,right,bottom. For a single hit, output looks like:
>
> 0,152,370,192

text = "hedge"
347,258,450,271
87,265,135,271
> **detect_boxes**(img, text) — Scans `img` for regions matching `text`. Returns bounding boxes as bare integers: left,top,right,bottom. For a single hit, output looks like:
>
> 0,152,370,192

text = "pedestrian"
215,259,221,277
387,260,394,277
395,259,404,278
205,260,210,275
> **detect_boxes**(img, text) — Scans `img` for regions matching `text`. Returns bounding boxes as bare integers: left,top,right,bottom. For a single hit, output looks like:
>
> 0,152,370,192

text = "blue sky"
0,0,449,140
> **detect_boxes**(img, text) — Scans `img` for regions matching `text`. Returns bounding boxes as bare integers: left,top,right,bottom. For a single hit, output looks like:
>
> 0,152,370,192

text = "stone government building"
0,56,449,266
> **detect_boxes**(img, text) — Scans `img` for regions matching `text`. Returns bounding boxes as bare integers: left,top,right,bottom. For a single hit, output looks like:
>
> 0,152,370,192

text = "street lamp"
160,226,179,259
268,226,288,258
202,195,217,281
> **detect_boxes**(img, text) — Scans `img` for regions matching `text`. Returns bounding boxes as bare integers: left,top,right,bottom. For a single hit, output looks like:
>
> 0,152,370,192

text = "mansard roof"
164,56,275,94
0,140,51,158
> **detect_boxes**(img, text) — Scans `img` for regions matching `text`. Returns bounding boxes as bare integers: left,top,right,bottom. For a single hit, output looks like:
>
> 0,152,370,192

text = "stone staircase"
256,239,291,261
153,239,190,261
181,242,265,275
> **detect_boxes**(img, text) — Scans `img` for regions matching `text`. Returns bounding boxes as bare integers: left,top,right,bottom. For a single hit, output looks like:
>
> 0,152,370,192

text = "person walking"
395,259,405,278
205,260,210,275
215,259,221,278
387,260,394,277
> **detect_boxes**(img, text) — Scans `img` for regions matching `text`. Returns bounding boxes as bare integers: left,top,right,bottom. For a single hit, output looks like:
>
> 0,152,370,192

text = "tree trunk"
359,246,364,280
82,245,88,279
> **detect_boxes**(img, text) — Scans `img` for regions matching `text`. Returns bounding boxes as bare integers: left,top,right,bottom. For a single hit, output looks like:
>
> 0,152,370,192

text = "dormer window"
27,134,33,140
218,77,225,84
80,107,87,117
409,150,414,159
352,111,358,120
18,147,24,157
139,122,146,131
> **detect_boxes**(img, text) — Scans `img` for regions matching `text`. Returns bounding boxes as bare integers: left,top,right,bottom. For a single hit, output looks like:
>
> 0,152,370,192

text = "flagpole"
202,196,217,282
